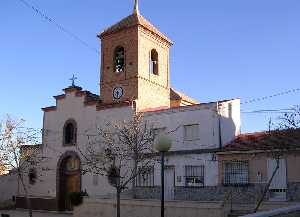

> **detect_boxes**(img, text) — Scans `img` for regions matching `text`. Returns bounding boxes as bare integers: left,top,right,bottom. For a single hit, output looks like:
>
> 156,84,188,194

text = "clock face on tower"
112,87,124,100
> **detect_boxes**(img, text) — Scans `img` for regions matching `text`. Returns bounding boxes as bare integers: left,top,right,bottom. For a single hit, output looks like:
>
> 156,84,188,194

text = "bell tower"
98,0,173,111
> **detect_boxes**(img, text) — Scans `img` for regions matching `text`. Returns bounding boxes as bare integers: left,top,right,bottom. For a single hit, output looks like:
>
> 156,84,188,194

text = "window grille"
136,166,154,187
224,161,249,185
185,165,205,187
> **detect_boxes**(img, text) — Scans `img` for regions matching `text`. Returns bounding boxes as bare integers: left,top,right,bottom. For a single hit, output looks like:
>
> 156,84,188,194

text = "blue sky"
0,0,299,132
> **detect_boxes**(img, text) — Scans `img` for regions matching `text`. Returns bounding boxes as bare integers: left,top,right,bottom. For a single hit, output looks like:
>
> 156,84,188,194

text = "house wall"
287,154,300,183
150,153,218,187
0,173,18,203
217,151,300,202
218,153,268,185
218,152,300,185
143,99,240,152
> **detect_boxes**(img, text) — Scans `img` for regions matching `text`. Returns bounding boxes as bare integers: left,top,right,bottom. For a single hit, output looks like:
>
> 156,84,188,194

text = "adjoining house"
217,129,300,205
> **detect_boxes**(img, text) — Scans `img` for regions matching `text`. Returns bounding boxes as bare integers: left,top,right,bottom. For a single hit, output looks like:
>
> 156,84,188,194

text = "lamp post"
155,135,172,217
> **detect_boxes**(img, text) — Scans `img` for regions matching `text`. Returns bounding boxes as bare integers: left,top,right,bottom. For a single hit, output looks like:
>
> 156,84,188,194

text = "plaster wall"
0,173,18,203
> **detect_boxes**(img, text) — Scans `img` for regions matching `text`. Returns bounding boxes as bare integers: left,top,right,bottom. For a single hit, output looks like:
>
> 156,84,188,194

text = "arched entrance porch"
57,151,81,211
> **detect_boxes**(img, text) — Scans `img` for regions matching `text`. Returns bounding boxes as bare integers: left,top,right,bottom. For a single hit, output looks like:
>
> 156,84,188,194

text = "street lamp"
155,135,172,217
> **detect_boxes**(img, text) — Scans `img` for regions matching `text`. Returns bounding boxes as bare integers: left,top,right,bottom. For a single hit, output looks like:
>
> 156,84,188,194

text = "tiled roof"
99,13,173,44
170,88,199,104
223,129,300,151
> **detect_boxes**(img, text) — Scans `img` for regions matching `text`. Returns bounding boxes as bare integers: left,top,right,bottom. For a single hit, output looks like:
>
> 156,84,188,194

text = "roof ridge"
99,13,173,44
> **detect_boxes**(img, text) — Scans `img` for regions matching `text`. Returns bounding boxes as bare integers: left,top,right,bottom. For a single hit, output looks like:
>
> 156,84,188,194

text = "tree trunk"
254,159,280,213
116,188,121,217
19,174,33,217
132,156,138,198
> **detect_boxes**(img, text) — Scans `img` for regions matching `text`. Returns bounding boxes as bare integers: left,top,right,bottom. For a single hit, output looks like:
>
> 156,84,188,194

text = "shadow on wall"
220,114,238,148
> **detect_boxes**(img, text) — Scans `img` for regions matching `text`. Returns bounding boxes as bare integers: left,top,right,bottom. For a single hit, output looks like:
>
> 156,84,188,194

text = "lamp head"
155,135,172,152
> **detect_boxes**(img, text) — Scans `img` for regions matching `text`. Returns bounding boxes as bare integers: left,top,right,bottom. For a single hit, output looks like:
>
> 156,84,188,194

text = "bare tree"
0,116,44,217
254,106,300,212
78,113,156,217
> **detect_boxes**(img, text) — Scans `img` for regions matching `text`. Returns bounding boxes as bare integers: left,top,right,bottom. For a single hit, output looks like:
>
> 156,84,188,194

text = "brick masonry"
99,18,172,111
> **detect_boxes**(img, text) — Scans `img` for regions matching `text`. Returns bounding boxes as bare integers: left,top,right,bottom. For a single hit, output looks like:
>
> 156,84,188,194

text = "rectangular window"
224,161,249,185
136,166,154,187
184,124,199,141
185,165,205,187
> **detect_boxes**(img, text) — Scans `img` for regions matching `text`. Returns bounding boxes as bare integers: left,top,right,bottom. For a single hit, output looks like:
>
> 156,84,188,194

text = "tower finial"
133,0,140,14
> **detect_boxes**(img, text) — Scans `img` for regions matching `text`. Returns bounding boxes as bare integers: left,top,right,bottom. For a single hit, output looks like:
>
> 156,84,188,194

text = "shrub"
68,191,88,207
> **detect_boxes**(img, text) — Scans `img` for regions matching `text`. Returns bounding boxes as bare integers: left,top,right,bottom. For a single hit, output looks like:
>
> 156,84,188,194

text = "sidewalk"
0,210,72,217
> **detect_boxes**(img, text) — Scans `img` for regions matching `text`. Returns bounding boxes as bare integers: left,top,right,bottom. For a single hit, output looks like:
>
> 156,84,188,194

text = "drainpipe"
217,102,223,149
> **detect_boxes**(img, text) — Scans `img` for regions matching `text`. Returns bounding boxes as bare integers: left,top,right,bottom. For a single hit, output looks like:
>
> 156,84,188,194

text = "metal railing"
224,189,233,213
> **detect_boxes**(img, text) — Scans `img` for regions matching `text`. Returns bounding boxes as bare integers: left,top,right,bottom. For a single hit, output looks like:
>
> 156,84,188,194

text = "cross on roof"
69,74,78,87
133,0,140,14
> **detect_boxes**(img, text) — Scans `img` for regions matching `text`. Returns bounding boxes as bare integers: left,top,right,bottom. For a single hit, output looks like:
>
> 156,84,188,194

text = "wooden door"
66,174,80,193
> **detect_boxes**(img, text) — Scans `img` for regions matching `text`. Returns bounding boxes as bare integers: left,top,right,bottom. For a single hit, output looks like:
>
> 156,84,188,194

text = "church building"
15,0,240,211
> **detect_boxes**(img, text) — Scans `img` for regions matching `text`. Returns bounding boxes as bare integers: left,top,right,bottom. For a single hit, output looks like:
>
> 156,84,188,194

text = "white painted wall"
0,173,18,203
25,90,134,199
144,99,241,151
152,153,218,187
23,90,240,200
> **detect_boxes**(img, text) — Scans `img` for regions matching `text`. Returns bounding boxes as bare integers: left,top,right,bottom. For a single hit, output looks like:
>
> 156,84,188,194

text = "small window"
114,46,125,73
184,124,199,141
150,49,158,75
136,166,154,187
224,161,249,185
185,166,205,187
63,120,77,146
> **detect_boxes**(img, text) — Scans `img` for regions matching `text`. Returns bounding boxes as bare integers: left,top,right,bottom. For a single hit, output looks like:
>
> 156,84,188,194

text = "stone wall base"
135,183,300,204
74,198,230,217
16,196,57,211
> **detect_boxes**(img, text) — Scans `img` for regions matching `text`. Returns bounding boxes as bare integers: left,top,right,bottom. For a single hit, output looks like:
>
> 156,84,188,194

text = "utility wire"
16,0,100,55
241,105,299,114
241,88,300,105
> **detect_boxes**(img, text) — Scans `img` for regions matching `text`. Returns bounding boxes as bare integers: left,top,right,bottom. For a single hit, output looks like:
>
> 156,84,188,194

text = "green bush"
67,191,88,207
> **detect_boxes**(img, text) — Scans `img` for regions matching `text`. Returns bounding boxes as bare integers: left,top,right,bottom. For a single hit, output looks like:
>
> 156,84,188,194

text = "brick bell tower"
98,0,173,111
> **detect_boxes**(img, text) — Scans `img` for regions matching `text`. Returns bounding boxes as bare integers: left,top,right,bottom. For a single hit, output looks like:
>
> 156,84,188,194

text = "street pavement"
0,210,72,217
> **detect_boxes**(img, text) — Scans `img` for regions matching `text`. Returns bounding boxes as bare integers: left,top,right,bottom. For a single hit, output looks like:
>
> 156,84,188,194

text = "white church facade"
12,1,241,211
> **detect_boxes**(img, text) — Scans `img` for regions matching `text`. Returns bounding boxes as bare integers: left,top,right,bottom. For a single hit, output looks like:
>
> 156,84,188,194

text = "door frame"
56,151,82,211
164,165,175,200
267,158,287,201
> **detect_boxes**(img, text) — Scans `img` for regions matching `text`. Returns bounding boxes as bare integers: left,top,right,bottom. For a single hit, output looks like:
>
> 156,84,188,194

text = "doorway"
164,166,175,200
58,153,81,211
267,158,287,201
